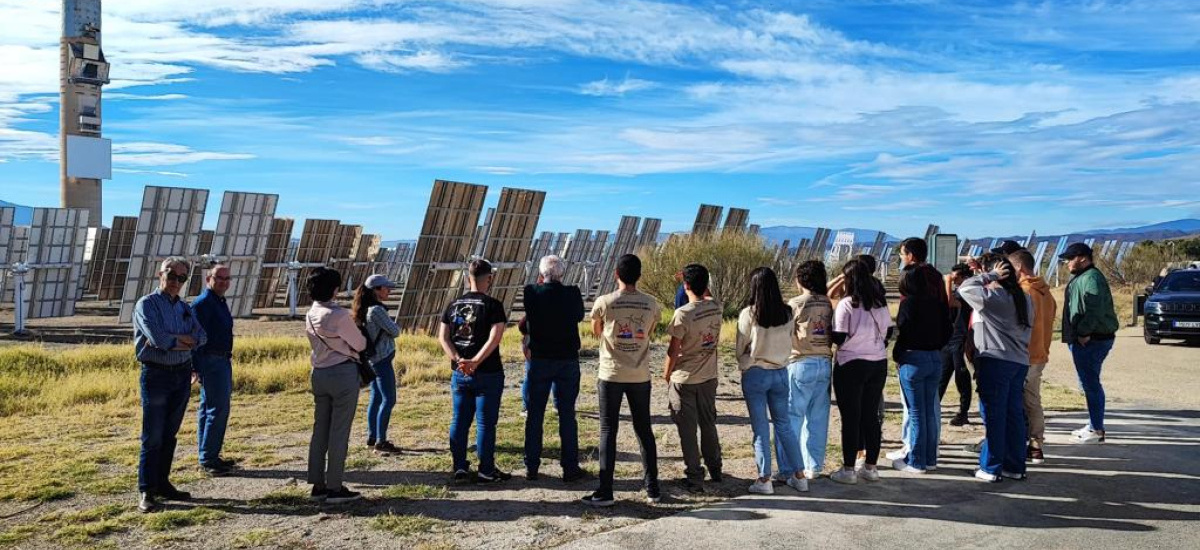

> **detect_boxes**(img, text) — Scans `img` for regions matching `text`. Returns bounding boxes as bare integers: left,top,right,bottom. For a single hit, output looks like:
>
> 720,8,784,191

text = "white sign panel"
65,135,112,180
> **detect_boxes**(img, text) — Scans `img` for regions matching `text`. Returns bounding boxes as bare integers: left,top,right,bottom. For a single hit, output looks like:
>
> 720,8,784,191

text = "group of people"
129,234,1119,512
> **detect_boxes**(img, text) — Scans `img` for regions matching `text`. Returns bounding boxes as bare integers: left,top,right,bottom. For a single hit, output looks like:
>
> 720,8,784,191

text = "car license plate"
1175,321,1200,328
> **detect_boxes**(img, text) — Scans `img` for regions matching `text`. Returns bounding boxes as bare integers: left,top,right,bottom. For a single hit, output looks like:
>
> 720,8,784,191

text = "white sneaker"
1071,425,1093,437
772,472,790,483
830,469,858,485
802,470,818,480
1000,471,1027,481
1073,432,1105,444
885,449,907,461
974,469,1001,483
857,467,881,482
748,479,774,494
892,459,926,474
854,456,866,470
786,476,809,493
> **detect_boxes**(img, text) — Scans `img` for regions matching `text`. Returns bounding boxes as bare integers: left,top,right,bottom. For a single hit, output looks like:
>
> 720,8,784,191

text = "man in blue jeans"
1059,243,1119,444
521,255,585,482
439,259,511,483
133,257,207,513
192,264,236,476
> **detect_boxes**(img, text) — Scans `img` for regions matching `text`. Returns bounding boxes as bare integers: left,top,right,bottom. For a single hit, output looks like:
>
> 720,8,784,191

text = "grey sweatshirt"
958,271,1034,365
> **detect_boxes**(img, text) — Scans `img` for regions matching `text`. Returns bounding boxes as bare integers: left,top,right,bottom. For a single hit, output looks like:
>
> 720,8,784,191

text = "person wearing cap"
992,240,1024,257
352,274,402,455
440,259,512,483
191,264,237,476
133,256,208,513
1059,243,1119,444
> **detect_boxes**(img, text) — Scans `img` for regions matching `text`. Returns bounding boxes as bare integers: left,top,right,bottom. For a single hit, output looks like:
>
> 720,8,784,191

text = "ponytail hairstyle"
744,267,790,328
983,255,1030,328
843,259,887,311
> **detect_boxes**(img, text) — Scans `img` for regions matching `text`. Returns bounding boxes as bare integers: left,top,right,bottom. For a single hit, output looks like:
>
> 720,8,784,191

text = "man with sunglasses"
133,257,208,513
192,264,237,476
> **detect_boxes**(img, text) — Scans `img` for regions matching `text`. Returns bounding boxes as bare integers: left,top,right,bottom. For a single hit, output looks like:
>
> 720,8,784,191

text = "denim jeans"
975,356,1028,475
742,367,803,479
367,353,397,443
195,354,233,467
1069,339,1114,432
449,370,505,475
596,380,658,497
139,363,192,493
776,356,832,475
523,358,581,474
898,350,942,469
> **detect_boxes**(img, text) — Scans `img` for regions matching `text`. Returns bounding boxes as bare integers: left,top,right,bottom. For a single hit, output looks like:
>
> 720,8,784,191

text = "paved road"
562,328,1200,550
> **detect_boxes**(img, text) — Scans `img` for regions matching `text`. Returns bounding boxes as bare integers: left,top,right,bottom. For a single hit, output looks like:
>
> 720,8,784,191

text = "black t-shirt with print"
441,292,508,373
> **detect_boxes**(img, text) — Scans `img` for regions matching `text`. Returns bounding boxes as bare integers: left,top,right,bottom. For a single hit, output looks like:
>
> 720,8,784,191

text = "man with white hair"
133,257,208,513
520,254,586,482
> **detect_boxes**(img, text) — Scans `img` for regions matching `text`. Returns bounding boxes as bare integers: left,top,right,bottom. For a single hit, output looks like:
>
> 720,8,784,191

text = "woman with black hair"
352,275,402,455
958,256,1034,482
830,260,893,485
736,267,807,494
892,267,951,474
304,267,365,504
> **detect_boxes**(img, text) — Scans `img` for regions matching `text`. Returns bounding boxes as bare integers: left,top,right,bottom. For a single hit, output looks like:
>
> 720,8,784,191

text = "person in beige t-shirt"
664,264,723,491
582,254,662,507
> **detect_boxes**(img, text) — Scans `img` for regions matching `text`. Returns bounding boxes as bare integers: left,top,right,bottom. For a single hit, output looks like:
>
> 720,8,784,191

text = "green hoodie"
1062,265,1119,343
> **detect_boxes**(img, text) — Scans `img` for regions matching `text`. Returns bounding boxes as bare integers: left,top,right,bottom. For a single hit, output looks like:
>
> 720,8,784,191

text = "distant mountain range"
1086,219,1200,237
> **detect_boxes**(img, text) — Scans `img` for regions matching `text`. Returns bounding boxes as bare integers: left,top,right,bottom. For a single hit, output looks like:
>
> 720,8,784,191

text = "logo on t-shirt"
701,332,716,348
811,319,827,336
452,303,477,340
616,321,634,339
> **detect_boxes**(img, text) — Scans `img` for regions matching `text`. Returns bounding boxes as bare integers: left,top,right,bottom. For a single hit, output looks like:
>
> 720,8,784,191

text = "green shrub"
639,231,777,318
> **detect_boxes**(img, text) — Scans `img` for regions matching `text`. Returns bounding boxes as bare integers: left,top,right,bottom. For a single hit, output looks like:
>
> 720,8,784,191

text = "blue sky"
1,0,1198,240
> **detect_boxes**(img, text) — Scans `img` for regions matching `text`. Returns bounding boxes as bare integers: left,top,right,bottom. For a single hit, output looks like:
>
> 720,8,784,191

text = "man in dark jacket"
521,255,586,481
192,264,236,476
1059,243,1119,444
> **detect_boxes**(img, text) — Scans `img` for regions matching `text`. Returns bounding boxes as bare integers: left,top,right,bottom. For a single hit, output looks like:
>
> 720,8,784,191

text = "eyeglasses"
166,272,189,284
214,276,232,282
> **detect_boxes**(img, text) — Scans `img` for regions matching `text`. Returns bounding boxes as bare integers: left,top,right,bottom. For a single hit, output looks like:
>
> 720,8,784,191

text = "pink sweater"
306,301,366,369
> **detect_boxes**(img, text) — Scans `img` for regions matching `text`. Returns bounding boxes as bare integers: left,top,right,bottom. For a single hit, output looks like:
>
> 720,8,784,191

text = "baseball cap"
991,240,1024,255
1057,242,1093,260
364,274,396,289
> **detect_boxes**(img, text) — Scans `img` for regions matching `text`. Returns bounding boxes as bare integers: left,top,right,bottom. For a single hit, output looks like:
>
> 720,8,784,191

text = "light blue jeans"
776,356,832,475
898,350,943,469
742,366,803,479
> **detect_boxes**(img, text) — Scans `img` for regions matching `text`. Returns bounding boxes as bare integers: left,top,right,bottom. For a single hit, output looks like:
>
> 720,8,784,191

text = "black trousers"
596,380,658,496
939,342,972,417
834,359,887,467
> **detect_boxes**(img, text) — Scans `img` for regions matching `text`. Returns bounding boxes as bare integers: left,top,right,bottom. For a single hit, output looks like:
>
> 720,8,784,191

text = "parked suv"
1143,268,1200,345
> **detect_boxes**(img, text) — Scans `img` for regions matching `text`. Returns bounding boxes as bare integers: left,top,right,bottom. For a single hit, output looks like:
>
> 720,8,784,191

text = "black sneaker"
950,414,969,427
310,485,329,502
374,441,402,455
682,478,705,494
562,469,586,483
1028,445,1045,465
202,461,233,476
646,486,662,504
581,492,615,507
324,487,362,504
477,470,512,483
138,492,161,513
366,438,376,448
709,471,724,483
452,470,475,484
526,469,539,481
157,484,191,501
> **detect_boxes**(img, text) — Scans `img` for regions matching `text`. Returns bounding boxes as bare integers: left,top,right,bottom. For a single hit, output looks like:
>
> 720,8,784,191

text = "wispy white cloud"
113,142,255,166
579,75,657,97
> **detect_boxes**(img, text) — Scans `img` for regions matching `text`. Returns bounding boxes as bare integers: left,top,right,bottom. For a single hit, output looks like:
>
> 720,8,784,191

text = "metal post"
287,263,300,318
12,264,30,336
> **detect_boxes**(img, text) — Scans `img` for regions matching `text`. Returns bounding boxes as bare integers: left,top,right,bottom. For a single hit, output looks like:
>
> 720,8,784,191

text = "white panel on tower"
119,186,209,323
65,135,112,179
